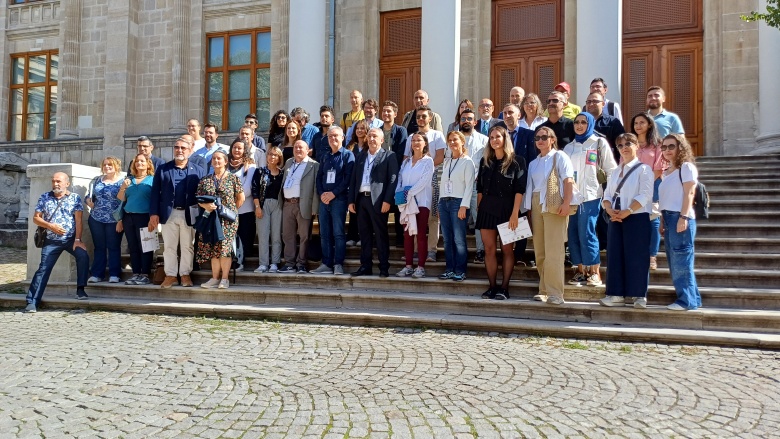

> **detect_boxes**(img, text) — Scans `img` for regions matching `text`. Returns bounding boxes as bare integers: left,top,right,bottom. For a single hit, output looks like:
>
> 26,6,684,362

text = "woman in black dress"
476,125,526,301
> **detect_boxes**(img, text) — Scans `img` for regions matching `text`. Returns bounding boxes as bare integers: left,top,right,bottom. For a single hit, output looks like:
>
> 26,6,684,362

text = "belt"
285,197,300,203
440,197,458,202
173,207,185,210
360,191,371,197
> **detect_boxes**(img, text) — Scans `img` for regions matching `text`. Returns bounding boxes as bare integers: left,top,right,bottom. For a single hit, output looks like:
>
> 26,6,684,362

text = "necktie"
481,121,489,136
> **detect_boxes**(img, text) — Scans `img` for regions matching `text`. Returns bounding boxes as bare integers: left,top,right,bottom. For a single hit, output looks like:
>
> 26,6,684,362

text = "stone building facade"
0,0,777,168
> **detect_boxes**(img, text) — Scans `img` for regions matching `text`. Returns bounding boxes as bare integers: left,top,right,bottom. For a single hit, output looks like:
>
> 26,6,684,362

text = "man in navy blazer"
349,128,399,278
148,137,205,289
380,100,408,246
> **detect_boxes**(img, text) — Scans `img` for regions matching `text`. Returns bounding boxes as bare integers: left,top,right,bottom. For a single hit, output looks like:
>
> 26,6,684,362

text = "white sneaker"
667,303,686,311
87,276,101,283
411,267,426,279
310,264,333,274
396,267,414,277
254,265,268,273
599,295,624,307
235,264,244,272
586,274,603,286
201,278,220,289
218,279,229,289
634,297,647,309
269,264,278,273
346,240,356,246
333,265,344,275
109,276,120,283
546,296,565,305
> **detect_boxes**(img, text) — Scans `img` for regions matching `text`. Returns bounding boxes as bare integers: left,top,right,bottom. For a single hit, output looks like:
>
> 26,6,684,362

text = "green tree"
741,0,780,29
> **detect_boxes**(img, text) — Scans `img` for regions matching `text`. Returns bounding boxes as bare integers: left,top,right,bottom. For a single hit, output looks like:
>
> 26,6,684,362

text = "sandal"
649,256,658,270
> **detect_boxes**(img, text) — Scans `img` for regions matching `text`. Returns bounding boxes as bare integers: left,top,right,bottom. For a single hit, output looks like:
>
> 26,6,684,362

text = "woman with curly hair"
658,134,701,311
267,110,289,148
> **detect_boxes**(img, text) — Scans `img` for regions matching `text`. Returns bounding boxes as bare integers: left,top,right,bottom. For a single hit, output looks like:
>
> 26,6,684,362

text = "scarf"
574,112,595,143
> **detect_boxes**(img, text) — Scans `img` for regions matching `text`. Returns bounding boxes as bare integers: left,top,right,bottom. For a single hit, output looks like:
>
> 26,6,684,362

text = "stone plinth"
25,164,101,282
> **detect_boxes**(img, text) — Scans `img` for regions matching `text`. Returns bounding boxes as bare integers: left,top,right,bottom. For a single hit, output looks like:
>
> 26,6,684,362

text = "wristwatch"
75,238,82,242
680,215,690,220
627,207,634,214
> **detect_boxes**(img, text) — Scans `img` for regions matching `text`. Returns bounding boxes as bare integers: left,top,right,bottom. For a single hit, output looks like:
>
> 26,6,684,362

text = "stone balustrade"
7,0,60,30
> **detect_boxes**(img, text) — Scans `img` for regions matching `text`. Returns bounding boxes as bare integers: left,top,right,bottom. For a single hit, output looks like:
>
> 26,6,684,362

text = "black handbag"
217,204,237,222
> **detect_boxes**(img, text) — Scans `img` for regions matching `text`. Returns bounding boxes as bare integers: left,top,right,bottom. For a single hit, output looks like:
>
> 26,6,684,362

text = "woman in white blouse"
518,93,547,130
564,112,617,287
523,127,575,305
599,133,654,308
658,134,702,311
396,132,435,279
438,131,475,282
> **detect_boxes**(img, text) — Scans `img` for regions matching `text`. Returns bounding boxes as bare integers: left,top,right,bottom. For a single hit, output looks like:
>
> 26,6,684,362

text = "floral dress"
195,172,243,262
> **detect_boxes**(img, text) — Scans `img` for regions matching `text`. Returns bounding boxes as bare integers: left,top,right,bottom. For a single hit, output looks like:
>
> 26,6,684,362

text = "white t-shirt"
403,129,447,159
658,162,698,219
192,138,206,153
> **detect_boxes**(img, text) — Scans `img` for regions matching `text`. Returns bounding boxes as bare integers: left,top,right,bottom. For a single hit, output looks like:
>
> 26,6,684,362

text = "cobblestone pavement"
0,246,26,292
1,311,778,439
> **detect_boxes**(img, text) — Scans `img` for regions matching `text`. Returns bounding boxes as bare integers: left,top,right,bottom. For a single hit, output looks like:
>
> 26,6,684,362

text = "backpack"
678,167,710,220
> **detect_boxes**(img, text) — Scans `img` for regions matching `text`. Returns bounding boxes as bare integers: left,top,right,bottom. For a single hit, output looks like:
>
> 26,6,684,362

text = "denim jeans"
123,212,153,275
662,210,702,309
439,197,469,274
568,198,601,266
319,197,348,267
88,215,123,278
649,177,662,256
27,237,89,305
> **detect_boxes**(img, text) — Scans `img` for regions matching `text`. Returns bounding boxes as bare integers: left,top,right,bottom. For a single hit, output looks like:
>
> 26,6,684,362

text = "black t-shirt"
539,117,575,150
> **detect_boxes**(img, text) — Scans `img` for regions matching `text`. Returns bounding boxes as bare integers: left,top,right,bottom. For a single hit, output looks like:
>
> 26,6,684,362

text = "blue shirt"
311,129,332,164
36,191,83,242
316,147,355,200
301,123,318,146
653,110,685,138
123,175,154,214
192,144,228,172
172,166,188,208
90,178,122,223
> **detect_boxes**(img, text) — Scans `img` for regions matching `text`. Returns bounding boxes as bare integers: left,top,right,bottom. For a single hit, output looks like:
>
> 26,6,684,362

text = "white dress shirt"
602,158,653,214
523,150,575,213
398,155,435,208
283,157,310,199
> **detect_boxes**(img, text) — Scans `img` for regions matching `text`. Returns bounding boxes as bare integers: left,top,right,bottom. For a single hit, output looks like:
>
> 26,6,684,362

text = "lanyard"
447,157,460,179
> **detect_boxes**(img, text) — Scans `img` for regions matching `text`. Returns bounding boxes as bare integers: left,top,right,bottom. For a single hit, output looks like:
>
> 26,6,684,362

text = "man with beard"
586,91,625,160
458,108,488,263
400,89,444,134
192,123,229,172
646,86,684,138
25,172,90,312
538,91,576,150
346,99,383,142
380,100,409,247
311,105,336,163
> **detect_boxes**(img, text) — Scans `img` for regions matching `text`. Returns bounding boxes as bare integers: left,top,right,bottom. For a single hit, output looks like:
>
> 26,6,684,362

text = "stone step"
699,172,777,180
697,156,780,165
706,188,780,200
707,200,780,212
4,290,779,348
699,211,780,224
687,237,780,253
693,223,780,238
702,179,780,190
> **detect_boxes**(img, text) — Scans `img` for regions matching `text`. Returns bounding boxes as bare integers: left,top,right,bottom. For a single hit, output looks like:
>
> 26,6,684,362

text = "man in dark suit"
380,100,408,247
349,128,399,277
148,137,205,288
128,136,165,173
475,98,502,136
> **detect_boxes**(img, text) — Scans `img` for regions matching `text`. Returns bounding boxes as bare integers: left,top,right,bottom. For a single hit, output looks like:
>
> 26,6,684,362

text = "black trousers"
357,195,390,271
236,211,256,261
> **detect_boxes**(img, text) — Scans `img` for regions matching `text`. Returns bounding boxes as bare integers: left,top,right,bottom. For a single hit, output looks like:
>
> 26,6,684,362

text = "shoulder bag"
34,192,66,248
595,139,608,185
546,153,577,215
601,163,642,223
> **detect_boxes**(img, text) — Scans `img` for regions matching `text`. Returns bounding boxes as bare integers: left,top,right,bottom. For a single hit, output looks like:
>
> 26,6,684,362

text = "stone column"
169,0,191,133
756,0,780,153
421,0,461,120
26,164,102,283
287,0,327,114
102,0,136,158
575,0,622,105
58,0,82,138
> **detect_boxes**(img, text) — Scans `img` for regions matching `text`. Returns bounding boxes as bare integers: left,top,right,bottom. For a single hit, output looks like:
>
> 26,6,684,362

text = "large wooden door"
379,9,421,124
490,0,564,107
622,0,703,155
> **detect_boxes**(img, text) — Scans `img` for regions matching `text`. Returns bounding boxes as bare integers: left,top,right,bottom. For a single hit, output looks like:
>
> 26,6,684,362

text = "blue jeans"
662,210,701,309
319,197,348,267
649,177,662,256
88,216,123,278
27,237,89,305
606,213,650,298
439,197,469,274
568,198,601,266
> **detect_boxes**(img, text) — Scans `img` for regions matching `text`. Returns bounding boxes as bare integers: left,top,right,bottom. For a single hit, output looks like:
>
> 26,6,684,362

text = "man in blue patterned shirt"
26,172,90,312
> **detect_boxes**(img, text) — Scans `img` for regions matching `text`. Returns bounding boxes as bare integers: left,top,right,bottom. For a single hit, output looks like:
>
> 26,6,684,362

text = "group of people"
25,81,702,315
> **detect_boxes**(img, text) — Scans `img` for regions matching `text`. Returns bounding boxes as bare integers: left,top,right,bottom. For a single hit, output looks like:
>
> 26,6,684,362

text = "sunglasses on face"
460,117,474,121
660,143,678,151
547,99,561,104
416,115,428,119
245,120,257,125
534,135,551,142
277,115,287,120
616,143,635,149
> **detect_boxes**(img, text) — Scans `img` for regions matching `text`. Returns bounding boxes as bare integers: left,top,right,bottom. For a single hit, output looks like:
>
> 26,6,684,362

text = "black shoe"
379,270,389,278
278,265,296,273
351,267,373,277
296,265,307,274
474,250,485,264
481,287,496,300
494,288,509,300
76,289,89,300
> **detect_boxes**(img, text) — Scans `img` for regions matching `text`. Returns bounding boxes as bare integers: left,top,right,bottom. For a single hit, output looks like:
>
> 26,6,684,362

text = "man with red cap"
553,82,582,120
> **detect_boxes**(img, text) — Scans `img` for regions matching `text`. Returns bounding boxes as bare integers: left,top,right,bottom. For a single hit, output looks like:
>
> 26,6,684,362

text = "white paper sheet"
140,228,160,253
497,217,532,245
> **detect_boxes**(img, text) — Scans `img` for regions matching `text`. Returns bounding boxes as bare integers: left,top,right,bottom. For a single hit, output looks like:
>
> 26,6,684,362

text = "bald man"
499,86,525,119
400,89,444,135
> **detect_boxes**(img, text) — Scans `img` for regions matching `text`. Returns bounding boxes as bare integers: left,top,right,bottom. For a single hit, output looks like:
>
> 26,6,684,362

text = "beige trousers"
161,209,195,276
530,192,568,299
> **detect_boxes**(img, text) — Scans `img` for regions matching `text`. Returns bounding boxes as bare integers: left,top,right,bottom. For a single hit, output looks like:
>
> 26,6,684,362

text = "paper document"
497,217,532,245
140,228,160,253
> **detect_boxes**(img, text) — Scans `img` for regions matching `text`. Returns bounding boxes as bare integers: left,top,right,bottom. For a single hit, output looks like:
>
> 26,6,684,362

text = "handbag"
394,185,412,206
34,192,66,248
601,163,642,223
546,153,577,215
112,201,125,222
217,204,237,222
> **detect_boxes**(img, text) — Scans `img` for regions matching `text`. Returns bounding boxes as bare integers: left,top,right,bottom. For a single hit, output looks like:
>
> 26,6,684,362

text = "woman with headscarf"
563,112,617,287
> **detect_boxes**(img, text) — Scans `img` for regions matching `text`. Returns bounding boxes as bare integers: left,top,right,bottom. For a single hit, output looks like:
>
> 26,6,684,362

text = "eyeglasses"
546,99,561,104
534,135,551,142
523,102,537,106
585,100,603,105
616,143,635,149
276,115,287,120
573,120,588,125
660,143,678,151
460,117,474,121
479,103,493,108
416,115,428,120
173,145,188,150
245,120,257,125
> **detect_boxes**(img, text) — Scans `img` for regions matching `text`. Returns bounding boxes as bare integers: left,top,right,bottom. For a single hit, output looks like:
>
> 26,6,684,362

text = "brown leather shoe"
160,276,178,289
180,275,193,287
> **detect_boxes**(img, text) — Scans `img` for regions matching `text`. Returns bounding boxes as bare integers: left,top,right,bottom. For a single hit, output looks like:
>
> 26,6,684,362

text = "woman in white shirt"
564,112,617,287
523,126,575,305
228,139,257,272
438,131,475,282
599,134,654,308
395,132,435,279
518,93,547,130
658,134,702,311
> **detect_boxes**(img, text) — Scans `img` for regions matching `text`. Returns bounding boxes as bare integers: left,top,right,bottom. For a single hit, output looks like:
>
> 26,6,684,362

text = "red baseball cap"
554,82,571,94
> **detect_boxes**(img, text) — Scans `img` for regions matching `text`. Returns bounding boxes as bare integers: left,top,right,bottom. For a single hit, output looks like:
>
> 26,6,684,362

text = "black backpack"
679,168,710,220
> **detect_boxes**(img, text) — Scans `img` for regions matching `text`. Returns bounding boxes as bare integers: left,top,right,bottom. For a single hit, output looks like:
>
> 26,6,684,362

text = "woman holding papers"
117,153,156,285
599,133,654,308
523,127,575,305
476,126,526,301
438,131,475,282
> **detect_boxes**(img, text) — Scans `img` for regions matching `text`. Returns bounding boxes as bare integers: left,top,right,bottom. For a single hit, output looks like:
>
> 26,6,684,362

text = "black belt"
360,191,371,197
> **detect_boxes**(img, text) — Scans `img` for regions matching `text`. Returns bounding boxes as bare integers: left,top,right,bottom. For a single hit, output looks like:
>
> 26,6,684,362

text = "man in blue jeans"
26,172,90,312
310,126,355,275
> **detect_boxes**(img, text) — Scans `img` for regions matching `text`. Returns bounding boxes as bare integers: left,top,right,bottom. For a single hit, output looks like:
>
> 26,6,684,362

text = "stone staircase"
3,154,780,348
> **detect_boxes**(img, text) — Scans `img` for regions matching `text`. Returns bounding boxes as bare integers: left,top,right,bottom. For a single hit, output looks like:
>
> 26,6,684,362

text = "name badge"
283,176,294,189
444,181,453,195
326,169,336,184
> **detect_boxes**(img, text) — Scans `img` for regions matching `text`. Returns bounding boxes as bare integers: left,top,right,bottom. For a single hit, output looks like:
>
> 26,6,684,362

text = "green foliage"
741,0,780,29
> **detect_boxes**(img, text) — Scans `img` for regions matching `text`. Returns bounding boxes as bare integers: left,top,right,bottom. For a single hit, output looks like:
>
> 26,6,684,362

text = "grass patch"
562,341,589,350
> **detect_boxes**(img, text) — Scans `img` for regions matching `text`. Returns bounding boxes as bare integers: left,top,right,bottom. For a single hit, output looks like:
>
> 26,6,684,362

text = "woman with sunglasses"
523,127,574,305
599,133,654,308
658,134,702,311
564,112,617,287
267,110,289,148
